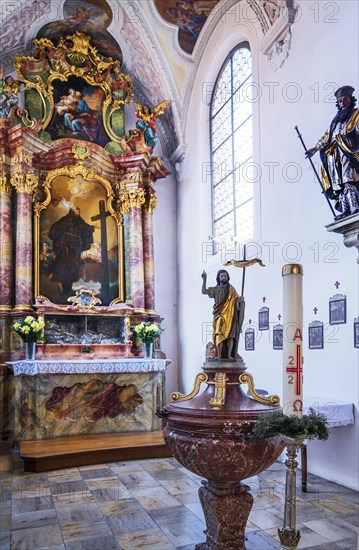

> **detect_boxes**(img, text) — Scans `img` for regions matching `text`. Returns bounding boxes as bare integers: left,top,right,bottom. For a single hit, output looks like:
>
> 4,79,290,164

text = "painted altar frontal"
7,359,168,441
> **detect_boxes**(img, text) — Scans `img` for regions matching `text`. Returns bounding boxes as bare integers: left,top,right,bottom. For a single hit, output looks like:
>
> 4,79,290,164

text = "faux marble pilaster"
129,206,145,310
143,210,155,312
0,177,13,310
11,172,37,311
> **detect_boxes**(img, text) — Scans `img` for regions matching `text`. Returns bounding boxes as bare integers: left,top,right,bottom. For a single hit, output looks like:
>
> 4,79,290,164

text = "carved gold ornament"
10,172,38,194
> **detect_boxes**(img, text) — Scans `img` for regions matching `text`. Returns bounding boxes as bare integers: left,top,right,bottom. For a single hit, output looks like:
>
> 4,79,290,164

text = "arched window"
210,43,253,247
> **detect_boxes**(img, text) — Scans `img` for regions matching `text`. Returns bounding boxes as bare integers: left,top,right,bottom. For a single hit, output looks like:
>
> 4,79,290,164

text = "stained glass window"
210,44,253,248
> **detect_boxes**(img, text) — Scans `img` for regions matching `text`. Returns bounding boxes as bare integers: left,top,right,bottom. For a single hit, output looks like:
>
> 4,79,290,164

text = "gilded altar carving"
118,188,146,213
144,193,157,214
0,174,10,194
10,172,38,194
14,32,133,149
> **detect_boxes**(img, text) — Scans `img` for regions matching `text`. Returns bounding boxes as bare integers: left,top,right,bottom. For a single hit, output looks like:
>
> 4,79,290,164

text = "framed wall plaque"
258,306,269,331
308,320,324,350
273,324,283,350
245,328,255,351
329,294,346,325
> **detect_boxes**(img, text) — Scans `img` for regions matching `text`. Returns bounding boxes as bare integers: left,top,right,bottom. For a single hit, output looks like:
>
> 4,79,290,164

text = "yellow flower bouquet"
132,321,164,344
12,316,45,343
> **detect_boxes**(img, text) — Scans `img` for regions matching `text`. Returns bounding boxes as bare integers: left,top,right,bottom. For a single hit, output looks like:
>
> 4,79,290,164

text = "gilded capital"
10,172,38,194
118,188,145,213
0,174,11,194
144,193,157,214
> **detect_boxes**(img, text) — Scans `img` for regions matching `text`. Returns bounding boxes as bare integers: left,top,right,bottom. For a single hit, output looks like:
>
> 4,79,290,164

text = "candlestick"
282,264,303,417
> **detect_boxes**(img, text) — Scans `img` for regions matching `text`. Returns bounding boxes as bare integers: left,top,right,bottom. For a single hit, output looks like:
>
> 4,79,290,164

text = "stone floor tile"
11,496,54,514
116,528,176,549
159,519,206,547
10,525,63,550
65,536,120,549
47,472,83,484
80,468,114,480
50,481,88,496
312,497,359,515
53,491,95,507
183,502,205,522
137,490,182,510
56,503,103,524
302,516,358,542
245,530,281,549
249,507,283,530
107,510,157,535
11,509,58,531
156,477,201,495
174,491,200,505
140,459,176,472
60,520,113,543
148,504,202,526
0,532,10,550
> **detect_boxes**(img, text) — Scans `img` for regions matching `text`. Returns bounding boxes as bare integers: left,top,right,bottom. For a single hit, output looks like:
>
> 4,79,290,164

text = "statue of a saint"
306,85,359,217
202,270,245,359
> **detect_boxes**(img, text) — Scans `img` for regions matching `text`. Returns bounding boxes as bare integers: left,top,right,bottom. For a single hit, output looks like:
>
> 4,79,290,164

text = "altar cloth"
9,359,169,376
303,396,354,428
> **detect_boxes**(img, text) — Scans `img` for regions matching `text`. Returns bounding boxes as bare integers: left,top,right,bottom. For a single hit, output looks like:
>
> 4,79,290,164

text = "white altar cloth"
9,359,169,376
303,396,354,428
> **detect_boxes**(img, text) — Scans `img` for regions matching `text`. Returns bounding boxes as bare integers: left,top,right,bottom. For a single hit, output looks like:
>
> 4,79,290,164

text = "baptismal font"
161,265,284,549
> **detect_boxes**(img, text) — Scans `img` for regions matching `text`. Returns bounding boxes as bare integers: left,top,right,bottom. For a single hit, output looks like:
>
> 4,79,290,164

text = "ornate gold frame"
14,32,133,143
34,164,124,303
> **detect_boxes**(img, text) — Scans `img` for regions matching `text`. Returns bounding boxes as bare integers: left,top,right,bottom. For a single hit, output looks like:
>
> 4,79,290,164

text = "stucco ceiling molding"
117,2,184,151
0,0,54,69
259,0,298,72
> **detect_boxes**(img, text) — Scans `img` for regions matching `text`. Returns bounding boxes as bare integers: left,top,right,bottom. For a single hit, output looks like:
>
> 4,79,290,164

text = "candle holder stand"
278,436,305,549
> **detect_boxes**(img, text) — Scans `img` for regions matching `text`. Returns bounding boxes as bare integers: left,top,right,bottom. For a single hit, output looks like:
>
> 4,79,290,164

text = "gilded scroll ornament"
10,172,38,194
0,174,10,194
239,372,280,406
170,373,208,402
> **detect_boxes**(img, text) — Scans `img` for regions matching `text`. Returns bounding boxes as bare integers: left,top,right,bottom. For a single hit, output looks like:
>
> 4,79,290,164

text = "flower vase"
25,342,36,361
144,342,153,359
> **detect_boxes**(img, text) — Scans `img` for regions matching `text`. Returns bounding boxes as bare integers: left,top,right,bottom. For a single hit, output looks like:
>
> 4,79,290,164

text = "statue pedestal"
162,359,283,550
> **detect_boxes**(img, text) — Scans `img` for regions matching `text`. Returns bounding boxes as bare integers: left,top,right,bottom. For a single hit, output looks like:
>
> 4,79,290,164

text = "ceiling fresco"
154,0,220,54
37,0,123,62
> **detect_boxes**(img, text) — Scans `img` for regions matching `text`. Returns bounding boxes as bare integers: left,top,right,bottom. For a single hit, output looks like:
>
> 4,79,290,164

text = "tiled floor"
0,443,358,549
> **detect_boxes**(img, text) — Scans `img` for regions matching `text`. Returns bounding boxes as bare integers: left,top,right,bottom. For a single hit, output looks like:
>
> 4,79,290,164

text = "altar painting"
46,77,109,147
38,175,120,306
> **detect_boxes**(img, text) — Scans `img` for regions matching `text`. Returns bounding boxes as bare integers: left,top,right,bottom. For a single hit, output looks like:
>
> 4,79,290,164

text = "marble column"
119,187,146,311
0,175,13,311
143,192,157,313
10,172,38,312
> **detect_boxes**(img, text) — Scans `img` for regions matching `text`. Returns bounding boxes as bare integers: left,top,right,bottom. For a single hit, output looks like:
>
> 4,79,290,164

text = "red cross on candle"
278,314,281,321
335,281,340,289
313,307,318,315
286,344,303,396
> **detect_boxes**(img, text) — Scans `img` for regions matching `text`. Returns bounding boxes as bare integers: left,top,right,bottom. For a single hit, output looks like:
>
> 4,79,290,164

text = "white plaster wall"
178,1,359,489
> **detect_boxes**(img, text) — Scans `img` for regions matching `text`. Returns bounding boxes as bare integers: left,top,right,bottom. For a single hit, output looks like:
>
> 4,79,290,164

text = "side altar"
0,32,171,443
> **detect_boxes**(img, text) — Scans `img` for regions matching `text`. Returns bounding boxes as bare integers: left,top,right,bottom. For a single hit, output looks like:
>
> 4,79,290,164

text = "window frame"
209,41,253,250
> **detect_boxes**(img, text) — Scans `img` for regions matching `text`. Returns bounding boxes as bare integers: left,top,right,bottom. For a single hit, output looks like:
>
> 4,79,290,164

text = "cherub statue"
0,68,23,119
135,100,170,151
